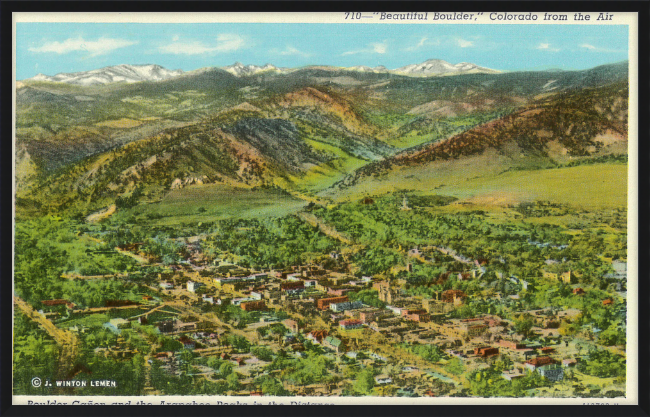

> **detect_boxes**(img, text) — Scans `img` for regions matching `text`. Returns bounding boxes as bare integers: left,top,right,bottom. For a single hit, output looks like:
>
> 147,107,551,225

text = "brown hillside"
345,81,628,183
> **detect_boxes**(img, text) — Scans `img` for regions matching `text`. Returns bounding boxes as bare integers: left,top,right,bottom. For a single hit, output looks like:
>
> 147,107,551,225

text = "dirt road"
14,297,80,379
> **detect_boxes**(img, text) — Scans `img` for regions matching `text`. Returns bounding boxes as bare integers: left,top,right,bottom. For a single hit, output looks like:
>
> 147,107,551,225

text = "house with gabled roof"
322,336,344,353
524,356,556,371
306,330,328,345
339,319,363,330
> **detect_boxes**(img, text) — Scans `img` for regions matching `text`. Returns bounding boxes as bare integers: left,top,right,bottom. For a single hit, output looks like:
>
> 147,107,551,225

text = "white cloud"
579,43,624,53
172,35,180,42
159,33,246,55
537,43,561,52
405,36,441,51
372,43,387,54
457,38,474,48
273,45,311,58
406,36,483,51
415,37,429,48
215,33,245,51
159,41,213,55
342,41,387,56
28,36,137,57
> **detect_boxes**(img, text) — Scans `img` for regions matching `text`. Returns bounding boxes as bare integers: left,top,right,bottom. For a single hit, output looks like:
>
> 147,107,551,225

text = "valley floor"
13,181,628,399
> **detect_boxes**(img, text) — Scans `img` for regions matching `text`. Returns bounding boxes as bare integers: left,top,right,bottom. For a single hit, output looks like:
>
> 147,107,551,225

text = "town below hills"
13,58,629,399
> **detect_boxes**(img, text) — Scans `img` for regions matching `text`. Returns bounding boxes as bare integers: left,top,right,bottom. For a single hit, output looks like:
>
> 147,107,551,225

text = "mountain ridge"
24,59,502,85
329,80,628,199
28,64,185,86
15,61,628,218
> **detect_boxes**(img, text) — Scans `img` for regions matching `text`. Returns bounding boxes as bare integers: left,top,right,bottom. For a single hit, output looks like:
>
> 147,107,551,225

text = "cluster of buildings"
138,246,626,393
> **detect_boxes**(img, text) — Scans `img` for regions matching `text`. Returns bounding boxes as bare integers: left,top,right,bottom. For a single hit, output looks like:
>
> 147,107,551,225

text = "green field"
290,139,367,193
59,313,110,329
443,163,628,209
330,162,627,210
116,184,309,226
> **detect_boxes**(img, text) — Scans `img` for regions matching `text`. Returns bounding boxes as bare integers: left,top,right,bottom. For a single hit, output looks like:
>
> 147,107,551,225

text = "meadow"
331,162,628,210
113,184,308,226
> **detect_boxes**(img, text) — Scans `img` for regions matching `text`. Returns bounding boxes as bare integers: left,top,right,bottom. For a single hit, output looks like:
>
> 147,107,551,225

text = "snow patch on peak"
222,62,289,77
25,64,185,86
393,59,500,77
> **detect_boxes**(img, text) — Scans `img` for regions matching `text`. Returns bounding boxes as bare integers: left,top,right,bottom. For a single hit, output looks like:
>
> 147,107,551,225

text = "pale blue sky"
16,23,629,79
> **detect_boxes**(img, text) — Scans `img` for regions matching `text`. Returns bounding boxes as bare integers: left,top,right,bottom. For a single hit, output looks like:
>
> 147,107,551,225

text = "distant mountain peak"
25,64,184,86
342,59,499,77
222,62,289,77
392,59,500,76
24,59,502,85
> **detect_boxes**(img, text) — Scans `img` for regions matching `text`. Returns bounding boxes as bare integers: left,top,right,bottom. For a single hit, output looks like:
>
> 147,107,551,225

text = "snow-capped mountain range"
28,64,185,86
222,62,292,77
345,65,389,73
391,59,501,76
25,60,500,86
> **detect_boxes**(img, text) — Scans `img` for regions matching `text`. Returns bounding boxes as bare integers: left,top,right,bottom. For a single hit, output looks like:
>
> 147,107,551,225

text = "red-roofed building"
283,319,299,333
41,299,76,309
233,357,247,366
603,298,613,306
474,346,499,357
317,296,348,310
402,309,430,323
328,288,352,297
525,356,557,371
572,288,586,295
281,282,305,294
339,319,363,330
458,272,472,281
562,359,578,367
306,330,328,344
105,300,139,307
442,290,467,304
241,300,266,311
178,336,196,350
475,259,489,267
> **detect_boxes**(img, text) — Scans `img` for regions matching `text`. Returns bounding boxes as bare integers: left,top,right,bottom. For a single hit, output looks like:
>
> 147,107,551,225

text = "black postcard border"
1,1,648,417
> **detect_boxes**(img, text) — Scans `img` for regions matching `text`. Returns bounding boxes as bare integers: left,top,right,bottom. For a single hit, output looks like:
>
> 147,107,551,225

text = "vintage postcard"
12,10,638,407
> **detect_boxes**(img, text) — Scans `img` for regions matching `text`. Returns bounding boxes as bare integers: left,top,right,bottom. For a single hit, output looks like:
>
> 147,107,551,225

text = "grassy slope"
16,64,629,219
326,162,627,210
114,184,308,226
444,163,627,209
289,139,367,192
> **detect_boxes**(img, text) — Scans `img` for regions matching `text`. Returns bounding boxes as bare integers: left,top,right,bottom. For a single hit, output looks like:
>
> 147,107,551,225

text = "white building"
232,297,256,306
375,375,393,384
386,305,406,315
159,282,174,290
287,273,302,281
330,301,363,312
538,364,564,382
187,281,205,293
